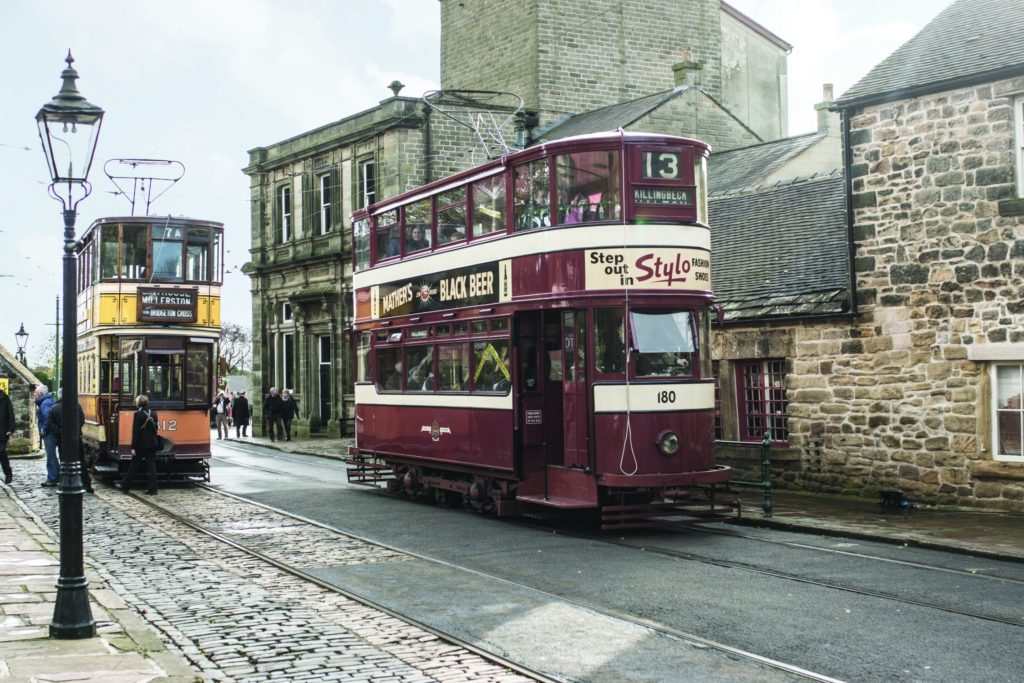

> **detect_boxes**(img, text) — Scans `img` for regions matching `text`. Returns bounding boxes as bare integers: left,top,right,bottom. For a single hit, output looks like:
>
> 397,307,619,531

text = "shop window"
438,343,469,391
152,225,184,282
736,359,788,442
472,174,506,237
994,363,1024,460
473,339,510,393
354,218,371,271
375,210,400,260
514,159,550,230
594,308,626,374
405,345,435,392
555,150,620,224
630,310,695,378
404,198,433,254
437,187,467,245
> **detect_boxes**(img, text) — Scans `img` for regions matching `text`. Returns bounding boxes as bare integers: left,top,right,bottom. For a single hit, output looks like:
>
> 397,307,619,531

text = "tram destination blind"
138,287,198,323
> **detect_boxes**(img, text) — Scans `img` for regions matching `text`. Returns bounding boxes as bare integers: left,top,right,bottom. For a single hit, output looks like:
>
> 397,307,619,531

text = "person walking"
232,391,250,438
34,387,58,486
213,391,230,440
0,386,15,485
47,396,92,493
125,395,159,495
280,389,298,441
263,387,283,442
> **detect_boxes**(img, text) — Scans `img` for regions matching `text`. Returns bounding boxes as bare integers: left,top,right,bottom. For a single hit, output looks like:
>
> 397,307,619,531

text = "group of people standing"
262,387,298,442
212,390,252,440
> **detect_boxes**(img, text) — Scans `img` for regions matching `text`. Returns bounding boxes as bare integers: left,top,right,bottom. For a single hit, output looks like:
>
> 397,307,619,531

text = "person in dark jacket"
47,397,92,493
280,389,298,441
232,391,251,438
34,387,58,486
0,387,15,484
263,388,283,442
126,394,159,495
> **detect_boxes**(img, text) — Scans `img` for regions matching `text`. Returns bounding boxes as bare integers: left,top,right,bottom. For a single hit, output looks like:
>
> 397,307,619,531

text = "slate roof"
710,175,850,322
534,90,680,142
709,132,827,196
837,0,1024,106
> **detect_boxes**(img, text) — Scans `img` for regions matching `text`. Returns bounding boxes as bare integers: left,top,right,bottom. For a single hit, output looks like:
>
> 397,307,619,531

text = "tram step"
515,494,595,510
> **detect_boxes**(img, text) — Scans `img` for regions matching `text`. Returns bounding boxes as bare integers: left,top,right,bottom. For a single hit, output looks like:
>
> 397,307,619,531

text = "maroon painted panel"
511,250,583,298
593,410,714,478
356,403,515,472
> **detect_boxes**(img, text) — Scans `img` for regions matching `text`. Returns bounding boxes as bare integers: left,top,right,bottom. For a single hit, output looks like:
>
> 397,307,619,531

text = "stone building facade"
0,344,43,449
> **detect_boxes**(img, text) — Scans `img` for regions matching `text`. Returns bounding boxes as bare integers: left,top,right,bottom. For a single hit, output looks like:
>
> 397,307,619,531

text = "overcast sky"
0,0,945,368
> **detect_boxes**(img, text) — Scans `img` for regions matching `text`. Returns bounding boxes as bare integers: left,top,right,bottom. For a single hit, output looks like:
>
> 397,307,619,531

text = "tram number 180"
657,390,677,404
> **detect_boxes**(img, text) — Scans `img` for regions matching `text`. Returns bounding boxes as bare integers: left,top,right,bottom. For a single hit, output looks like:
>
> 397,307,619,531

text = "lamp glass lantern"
35,51,104,186
15,323,28,358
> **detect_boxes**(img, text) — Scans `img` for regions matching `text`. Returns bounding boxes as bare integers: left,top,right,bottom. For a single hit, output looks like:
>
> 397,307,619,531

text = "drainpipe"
422,102,433,183
841,107,858,317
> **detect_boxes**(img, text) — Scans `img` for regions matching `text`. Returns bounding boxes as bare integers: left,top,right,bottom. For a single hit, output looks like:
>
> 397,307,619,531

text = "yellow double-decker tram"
75,216,223,481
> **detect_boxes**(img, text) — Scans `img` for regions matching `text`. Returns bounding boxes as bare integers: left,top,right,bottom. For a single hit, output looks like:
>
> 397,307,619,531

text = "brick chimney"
672,49,703,88
814,83,839,133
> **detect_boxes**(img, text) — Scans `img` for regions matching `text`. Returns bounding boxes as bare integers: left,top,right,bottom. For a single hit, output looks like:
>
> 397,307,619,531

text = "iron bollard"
761,432,773,517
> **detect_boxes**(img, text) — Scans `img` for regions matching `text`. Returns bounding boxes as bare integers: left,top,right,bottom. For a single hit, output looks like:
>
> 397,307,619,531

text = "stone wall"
631,90,761,152
787,75,1024,510
0,351,41,446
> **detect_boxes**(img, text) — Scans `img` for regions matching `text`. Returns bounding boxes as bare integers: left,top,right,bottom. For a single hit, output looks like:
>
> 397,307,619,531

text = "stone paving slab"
0,482,202,683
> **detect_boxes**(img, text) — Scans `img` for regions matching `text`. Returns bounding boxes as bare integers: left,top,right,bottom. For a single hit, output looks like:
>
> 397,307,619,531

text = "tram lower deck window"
473,340,510,392
405,345,435,392
630,311,696,378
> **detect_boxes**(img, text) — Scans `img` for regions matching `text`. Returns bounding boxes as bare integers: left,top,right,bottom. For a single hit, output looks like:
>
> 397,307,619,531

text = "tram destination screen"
138,287,199,323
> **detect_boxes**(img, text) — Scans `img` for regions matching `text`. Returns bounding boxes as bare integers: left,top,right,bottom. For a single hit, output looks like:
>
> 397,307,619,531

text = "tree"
220,323,252,374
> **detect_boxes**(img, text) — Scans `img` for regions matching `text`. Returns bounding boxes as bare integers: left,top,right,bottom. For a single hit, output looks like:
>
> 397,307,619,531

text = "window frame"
278,183,292,242
991,362,1024,462
319,172,332,235
358,158,376,209
734,359,788,444
1015,96,1024,199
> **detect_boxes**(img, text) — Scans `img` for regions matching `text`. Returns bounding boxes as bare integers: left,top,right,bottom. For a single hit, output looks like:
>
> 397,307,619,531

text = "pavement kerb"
731,515,1024,564
223,437,346,461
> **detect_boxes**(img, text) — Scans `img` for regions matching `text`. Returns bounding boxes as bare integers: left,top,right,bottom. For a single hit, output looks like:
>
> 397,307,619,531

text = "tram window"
490,318,509,333
100,224,119,279
556,150,621,224
435,325,451,337
375,331,389,342
473,340,511,393
122,224,148,279
514,160,550,231
185,344,212,404
405,345,435,392
144,350,184,401
186,228,211,282
213,230,223,282
152,225,184,281
520,337,539,391
354,219,371,271
630,311,696,378
409,328,429,340
594,308,626,374
377,347,403,391
471,320,488,334
119,338,142,397
356,332,372,382
438,343,469,392
453,322,469,336
404,198,432,254
472,174,506,237
437,187,467,245
375,210,400,260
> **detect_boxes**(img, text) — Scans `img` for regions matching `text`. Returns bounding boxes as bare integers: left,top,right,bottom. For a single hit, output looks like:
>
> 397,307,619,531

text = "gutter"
833,63,1024,112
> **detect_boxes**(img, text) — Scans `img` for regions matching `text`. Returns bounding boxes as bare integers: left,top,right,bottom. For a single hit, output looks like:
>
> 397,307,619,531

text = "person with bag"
232,391,251,438
126,394,159,495
47,397,93,493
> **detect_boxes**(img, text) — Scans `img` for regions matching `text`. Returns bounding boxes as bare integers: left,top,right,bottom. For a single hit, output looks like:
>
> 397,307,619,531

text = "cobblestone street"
8,459,530,683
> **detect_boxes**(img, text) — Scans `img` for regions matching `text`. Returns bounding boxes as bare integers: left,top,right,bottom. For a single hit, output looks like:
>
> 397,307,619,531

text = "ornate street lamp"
36,50,103,640
14,323,28,365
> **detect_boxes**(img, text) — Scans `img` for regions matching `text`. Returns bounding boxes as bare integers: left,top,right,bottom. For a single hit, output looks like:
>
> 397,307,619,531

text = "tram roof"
83,215,225,232
357,131,709,218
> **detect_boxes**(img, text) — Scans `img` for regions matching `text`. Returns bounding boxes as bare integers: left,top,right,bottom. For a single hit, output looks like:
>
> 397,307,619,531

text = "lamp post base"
50,575,96,639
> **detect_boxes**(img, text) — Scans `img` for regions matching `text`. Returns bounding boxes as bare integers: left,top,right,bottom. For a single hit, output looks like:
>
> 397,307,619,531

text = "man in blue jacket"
33,386,58,486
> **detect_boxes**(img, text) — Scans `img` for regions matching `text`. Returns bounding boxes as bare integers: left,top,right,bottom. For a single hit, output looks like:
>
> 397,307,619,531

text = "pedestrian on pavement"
47,397,93,493
213,391,230,440
126,395,159,495
280,389,298,441
227,392,236,428
0,386,15,484
232,391,250,438
264,387,283,442
33,386,58,486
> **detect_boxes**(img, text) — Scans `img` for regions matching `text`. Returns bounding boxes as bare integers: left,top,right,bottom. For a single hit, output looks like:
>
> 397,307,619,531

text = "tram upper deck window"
375,210,399,261
186,228,211,282
437,187,467,246
122,224,148,279
556,150,620,224
630,311,696,378
404,198,432,254
354,218,370,271
153,225,184,281
100,224,119,279
472,174,506,237
514,159,550,231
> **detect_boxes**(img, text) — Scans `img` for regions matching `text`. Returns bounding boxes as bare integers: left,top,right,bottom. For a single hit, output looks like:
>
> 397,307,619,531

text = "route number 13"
642,152,680,180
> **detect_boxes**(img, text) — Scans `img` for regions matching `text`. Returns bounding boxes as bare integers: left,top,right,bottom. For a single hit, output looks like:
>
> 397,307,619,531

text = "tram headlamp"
657,430,680,456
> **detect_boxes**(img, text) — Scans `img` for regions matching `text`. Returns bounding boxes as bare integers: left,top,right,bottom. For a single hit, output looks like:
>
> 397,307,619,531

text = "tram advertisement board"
585,248,711,291
137,287,198,323
372,259,512,319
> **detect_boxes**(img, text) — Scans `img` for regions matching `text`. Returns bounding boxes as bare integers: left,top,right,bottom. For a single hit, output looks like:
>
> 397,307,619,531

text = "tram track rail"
150,482,848,683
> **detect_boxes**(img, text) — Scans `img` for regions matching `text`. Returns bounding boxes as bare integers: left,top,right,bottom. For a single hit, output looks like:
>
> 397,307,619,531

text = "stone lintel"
967,343,1024,361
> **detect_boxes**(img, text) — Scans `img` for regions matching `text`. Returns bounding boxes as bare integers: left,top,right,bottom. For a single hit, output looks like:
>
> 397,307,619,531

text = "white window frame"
1015,96,1024,198
991,362,1024,462
281,302,293,324
359,159,376,208
278,184,292,242
319,173,332,235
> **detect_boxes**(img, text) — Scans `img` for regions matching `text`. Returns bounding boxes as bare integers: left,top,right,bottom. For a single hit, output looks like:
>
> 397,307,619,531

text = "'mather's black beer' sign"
373,260,511,319
138,288,198,323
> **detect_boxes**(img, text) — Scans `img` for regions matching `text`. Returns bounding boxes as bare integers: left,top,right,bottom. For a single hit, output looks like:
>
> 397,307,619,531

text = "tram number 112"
642,151,680,180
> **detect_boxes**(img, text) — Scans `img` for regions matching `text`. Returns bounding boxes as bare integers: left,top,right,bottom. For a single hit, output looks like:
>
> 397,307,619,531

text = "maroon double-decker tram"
348,132,731,526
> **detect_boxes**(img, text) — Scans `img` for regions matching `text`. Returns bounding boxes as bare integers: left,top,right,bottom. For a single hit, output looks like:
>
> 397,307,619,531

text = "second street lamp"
36,50,104,640
15,323,28,365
